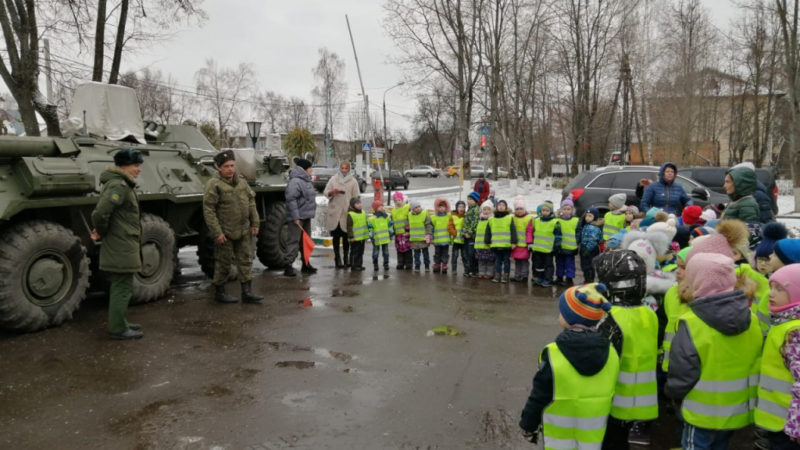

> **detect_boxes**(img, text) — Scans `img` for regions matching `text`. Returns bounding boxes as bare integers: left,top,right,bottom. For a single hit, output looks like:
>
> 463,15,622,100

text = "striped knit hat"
559,283,612,327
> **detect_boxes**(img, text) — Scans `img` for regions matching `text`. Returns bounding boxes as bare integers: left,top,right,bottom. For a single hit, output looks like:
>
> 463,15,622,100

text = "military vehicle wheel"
131,214,175,304
0,220,90,331
257,200,288,269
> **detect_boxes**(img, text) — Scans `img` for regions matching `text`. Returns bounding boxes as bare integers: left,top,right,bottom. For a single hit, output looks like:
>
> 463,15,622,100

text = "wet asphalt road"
1,244,756,450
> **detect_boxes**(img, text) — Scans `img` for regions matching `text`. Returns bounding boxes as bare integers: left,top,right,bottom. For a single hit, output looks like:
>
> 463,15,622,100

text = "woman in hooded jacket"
722,166,761,224
323,161,362,268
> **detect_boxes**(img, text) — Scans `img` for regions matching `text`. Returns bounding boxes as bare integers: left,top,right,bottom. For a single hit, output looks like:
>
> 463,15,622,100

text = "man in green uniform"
203,150,263,304
91,148,145,340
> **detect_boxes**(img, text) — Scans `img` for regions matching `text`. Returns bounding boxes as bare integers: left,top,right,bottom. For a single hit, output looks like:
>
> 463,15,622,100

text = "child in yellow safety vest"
391,191,413,270
665,252,762,449
755,264,800,448
531,200,557,287
449,200,468,275
431,198,455,274
554,196,579,286
602,193,628,249
519,283,617,446
408,199,433,271
510,196,533,282
485,199,516,283
346,197,367,271
368,200,393,271
474,200,495,279
594,249,659,449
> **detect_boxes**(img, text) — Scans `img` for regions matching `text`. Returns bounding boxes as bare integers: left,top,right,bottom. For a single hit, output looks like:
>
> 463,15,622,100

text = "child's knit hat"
700,208,718,224
770,264,800,309
468,192,480,203
559,283,612,327
371,199,383,212
586,207,600,220
410,199,421,210
513,195,526,210
561,195,574,208
686,219,749,263
392,191,405,201
454,200,466,211
690,226,713,239
350,197,362,208
626,205,639,216
540,200,554,211
774,239,800,265
609,193,626,210
480,199,494,211
647,217,678,241
755,222,789,258
681,205,704,226
686,253,737,299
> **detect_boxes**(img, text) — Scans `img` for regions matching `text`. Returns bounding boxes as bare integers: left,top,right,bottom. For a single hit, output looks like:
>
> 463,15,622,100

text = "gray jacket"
285,166,317,222
665,289,753,402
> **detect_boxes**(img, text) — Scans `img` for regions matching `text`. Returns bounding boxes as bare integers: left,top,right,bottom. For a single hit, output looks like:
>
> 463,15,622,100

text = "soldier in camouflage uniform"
203,150,263,304
91,148,145,340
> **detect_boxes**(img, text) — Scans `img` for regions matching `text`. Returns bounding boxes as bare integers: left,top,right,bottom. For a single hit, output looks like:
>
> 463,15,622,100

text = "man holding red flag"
284,157,318,276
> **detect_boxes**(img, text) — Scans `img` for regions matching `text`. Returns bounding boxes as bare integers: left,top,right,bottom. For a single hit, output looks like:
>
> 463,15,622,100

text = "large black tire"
256,200,288,269
131,214,175,304
0,220,90,332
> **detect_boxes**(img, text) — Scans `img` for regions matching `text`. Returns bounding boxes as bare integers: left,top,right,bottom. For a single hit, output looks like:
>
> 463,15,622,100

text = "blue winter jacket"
639,162,692,214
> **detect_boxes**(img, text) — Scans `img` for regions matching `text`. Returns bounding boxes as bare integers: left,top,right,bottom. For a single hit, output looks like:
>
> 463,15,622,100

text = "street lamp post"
245,121,262,149
383,81,404,204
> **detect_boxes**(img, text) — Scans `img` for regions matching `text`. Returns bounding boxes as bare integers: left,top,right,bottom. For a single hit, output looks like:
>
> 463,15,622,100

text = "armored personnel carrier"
0,82,288,332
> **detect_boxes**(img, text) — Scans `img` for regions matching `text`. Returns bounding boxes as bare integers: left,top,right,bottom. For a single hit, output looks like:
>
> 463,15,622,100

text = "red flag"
300,227,315,265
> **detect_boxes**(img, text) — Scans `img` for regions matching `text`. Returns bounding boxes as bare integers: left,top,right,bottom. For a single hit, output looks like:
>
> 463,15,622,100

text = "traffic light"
480,136,486,151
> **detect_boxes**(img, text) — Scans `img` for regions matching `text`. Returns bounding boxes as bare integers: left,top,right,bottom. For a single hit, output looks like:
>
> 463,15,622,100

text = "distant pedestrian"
283,157,317,276
324,160,361,269
473,173,490,204
91,148,145,340
203,150,263,304
346,198,367,271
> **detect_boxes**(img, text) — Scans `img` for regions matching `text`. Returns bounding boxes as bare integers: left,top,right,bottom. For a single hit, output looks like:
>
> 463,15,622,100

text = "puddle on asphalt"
267,342,312,352
297,297,355,312
331,289,358,298
281,391,315,407
275,361,316,369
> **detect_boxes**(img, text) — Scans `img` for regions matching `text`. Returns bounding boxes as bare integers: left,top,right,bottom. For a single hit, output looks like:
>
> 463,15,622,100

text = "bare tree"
119,68,184,123
413,81,456,165
385,0,484,169
279,97,317,133
195,59,256,146
256,90,284,134
311,48,346,143
0,0,60,136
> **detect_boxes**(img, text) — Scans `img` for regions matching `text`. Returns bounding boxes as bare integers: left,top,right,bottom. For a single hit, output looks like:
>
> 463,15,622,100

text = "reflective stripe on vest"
430,213,452,245
661,285,690,372
489,215,512,248
603,212,626,240
369,216,391,245
452,215,465,244
474,220,490,250
513,215,532,246
737,263,771,336
542,342,619,450
755,320,800,431
609,305,659,420
348,211,368,241
408,210,429,242
391,203,410,233
532,217,557,253
559,217,579,251
680,310,763,429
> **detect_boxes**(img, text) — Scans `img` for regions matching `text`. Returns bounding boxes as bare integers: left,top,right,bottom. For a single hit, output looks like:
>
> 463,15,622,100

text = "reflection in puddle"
275,361,316,369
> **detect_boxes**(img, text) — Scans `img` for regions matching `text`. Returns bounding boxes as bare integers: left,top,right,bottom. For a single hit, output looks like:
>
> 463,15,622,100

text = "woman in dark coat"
284,157,318,276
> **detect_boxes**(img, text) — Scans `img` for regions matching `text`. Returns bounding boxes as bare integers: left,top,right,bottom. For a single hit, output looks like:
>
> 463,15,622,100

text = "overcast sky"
105,0,737,138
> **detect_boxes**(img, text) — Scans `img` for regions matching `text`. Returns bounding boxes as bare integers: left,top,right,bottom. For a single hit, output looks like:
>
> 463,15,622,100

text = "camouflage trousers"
213,237,254,285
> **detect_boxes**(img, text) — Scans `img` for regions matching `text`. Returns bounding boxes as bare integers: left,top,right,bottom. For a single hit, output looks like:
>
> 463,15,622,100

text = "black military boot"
214,284,238,303
301,264,318,274
284,264,297,277
240,281,263,304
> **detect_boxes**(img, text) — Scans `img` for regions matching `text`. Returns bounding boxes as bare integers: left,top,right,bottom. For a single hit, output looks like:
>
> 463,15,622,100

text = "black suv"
679,166,778,215
372,170,409,190
562,165,729,216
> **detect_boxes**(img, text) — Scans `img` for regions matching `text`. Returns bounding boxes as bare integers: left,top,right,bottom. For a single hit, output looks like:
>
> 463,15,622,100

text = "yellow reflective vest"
513,214,532,247
391,203,410,234
532,217,557,253
488,215,512,248
603,211,626,241
609,305,659,421
452,215,465,244
541,342,620,450
558,217,579,251
348,211,368,241
661,285,690,372
368,215,391,246
408,210,429,242
755,320,800,431
474,220,490,250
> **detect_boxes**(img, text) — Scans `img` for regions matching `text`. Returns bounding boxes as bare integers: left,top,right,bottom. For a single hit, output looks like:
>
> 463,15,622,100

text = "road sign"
362,142,371,152
480,125,491,136
372,149,384,158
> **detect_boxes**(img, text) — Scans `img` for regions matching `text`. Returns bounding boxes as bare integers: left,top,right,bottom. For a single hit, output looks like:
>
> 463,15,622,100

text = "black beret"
213,150,235,167
114,148,144,166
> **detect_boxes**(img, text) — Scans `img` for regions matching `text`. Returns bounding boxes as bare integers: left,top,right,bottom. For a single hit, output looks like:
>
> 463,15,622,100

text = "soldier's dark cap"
213,150,235,167
114,148,144,166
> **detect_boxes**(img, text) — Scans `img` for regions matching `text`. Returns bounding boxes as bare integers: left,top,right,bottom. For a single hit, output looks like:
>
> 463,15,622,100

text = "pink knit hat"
686,234,734,263
769,264,800,309
513,195,526,210
686,253,737,299
392,191,405,201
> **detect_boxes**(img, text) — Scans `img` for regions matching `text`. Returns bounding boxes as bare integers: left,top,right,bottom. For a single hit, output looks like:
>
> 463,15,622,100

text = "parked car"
562,165,729,216
679,166,778,215
404,165,442,177
469,165,488,178
311,166,367,193
445,165,461,177
372,170,409,190
489,167,509,178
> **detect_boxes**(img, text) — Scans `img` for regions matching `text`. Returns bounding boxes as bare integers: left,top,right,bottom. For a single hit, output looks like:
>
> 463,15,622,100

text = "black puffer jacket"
519,328,612,432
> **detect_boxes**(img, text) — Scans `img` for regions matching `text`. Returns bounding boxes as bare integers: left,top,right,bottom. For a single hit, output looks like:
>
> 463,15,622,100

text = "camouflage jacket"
203,172,259,240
